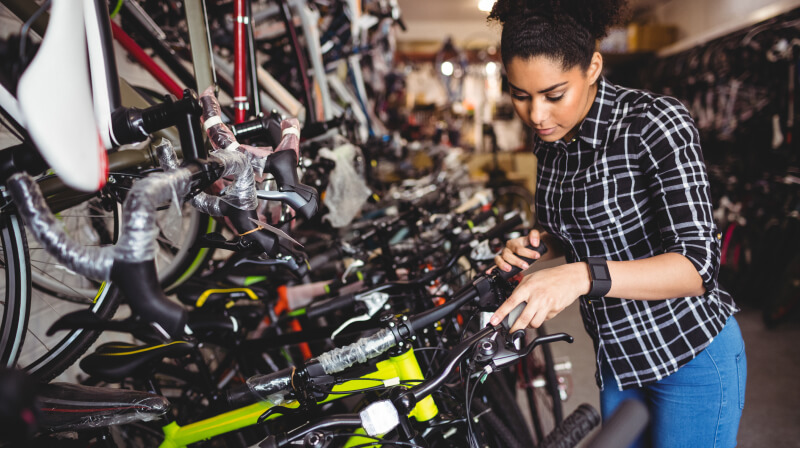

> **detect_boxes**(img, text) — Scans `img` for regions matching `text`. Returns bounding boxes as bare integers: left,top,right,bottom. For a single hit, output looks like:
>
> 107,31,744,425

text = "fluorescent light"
485,61,497,76
441,61,454,76
478,0,495,12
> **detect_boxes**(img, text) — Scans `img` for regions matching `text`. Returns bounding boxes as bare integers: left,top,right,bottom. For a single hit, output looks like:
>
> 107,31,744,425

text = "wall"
646,0,800,54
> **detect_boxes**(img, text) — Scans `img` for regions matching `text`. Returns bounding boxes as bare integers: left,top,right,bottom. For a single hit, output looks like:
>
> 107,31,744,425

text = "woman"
486,0,746,446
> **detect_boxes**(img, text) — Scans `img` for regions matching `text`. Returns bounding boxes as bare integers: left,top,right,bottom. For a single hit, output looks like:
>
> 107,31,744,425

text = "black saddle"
38,382,169,433
80,341,195,382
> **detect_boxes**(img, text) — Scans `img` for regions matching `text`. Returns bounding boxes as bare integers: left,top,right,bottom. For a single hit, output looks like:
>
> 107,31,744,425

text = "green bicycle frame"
159,348,438,448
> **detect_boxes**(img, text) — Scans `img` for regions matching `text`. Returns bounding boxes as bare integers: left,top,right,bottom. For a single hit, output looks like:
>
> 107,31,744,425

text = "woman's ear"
587,52,603,84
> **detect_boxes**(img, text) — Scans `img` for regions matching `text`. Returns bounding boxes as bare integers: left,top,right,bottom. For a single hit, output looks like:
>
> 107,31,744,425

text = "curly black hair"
488,0,629,70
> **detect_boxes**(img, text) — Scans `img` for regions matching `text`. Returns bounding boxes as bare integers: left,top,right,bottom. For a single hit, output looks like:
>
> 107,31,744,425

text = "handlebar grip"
495,242,548,281
306,293,356,319
308,246,342,269
469,207,498,228
541,403,601,448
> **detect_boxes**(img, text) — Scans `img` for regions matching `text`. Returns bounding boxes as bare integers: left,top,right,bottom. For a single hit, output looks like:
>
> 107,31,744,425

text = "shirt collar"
537,77,616,150
576,76,616,147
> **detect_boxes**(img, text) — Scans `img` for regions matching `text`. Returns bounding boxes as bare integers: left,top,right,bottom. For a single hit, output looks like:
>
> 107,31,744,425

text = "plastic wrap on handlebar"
495,242,548,281
226,367,294,408
540,403,601,448
316,328,395,374
306,293,356,319
478,213,522,242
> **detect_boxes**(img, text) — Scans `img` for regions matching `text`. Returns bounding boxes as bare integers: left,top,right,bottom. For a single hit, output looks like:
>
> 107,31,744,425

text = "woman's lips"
535,127,556,136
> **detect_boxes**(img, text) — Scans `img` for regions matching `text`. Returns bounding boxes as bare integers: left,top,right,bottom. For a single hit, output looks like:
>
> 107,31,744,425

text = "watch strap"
585,257,612,298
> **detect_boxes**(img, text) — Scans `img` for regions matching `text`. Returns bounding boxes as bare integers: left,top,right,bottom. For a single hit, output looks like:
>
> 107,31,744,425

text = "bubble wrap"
200,86,269,176
115,169,193,263
318,143,371,228
38,382,169,433
276,117,301,161
8,157,199,278
155,137,256,216
243,370,293,404
317,328,395,374
7,173,115,281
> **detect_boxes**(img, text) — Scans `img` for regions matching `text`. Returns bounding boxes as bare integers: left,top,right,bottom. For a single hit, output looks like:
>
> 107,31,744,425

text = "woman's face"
506,53,602,142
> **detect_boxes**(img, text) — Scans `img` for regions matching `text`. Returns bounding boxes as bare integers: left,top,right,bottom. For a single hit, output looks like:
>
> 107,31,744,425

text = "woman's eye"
546,94,564,102
511,93,529,100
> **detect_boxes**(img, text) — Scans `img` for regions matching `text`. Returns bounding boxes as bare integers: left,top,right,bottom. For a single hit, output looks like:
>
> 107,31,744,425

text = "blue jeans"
600,315,747,448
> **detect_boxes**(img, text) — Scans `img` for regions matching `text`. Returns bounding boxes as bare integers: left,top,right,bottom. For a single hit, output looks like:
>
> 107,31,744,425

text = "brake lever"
330,292,390,340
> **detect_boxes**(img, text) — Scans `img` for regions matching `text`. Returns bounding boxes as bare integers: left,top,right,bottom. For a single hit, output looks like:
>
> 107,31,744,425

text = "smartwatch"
584,257,612,298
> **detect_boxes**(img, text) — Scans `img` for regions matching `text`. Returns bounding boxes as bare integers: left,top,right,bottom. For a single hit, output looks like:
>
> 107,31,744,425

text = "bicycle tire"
0,210,31,368
471,397,523,448
22,181,216,381
540,403,600,448
522,324,564,445
16,195,123,382
483,373,536,447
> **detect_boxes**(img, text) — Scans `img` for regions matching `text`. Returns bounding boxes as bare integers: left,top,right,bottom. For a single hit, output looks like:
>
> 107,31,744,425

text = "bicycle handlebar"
111,89,205,160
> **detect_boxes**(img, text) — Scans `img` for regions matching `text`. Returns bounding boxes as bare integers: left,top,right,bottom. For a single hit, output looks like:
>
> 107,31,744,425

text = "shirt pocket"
569,174,636,232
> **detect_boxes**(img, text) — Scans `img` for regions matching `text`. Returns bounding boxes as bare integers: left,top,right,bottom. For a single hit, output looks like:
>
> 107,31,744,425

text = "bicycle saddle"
175,277,266,308
79,341,195,383
16,0,108,192
37,382,169,433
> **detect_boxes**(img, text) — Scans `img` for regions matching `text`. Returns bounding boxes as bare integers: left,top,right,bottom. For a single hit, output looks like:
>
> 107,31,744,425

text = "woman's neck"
562,81,599,143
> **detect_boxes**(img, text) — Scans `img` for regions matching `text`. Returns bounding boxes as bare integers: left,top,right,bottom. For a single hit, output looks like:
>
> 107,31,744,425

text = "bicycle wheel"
493,184,536,229
19,177,215,381
17,194,122,382
521,324,564,445
482,373,535,447
0,207,31,368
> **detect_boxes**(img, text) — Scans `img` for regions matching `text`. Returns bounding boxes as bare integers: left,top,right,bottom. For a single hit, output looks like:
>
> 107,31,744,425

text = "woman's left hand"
489,262,590,331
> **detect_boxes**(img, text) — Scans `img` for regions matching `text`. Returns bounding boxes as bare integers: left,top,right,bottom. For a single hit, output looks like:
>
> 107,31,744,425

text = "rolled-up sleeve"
639,97,720,292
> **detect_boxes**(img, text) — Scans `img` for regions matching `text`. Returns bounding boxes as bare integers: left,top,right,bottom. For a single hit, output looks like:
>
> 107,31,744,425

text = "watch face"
592,264,610,280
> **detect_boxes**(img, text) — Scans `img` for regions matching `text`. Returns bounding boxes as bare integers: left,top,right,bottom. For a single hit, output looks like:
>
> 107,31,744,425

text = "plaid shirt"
533,77,738,390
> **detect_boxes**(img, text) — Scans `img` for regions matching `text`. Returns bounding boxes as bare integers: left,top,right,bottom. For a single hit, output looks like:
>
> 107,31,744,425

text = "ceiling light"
478,0,495,12
441,61,454,76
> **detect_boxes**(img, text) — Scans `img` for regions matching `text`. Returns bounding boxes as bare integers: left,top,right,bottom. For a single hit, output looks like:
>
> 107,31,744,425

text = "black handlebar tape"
187,312,236,333
230,115,282,147
110,90,205,159
587,399,649,448
110,260,187,338
306,293,356,319
0,141,48,179
495,242,548,281
478,213,523,242
541,403,601,448
308,246,342,270
300,115,344,139
469,207,498,228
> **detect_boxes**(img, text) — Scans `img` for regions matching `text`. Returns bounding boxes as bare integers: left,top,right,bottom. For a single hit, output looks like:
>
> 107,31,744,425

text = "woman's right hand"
493,230,545,272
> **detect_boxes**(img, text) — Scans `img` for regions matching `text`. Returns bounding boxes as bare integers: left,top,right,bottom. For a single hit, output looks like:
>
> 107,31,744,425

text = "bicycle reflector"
359,400,400,437
17,0,108,192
